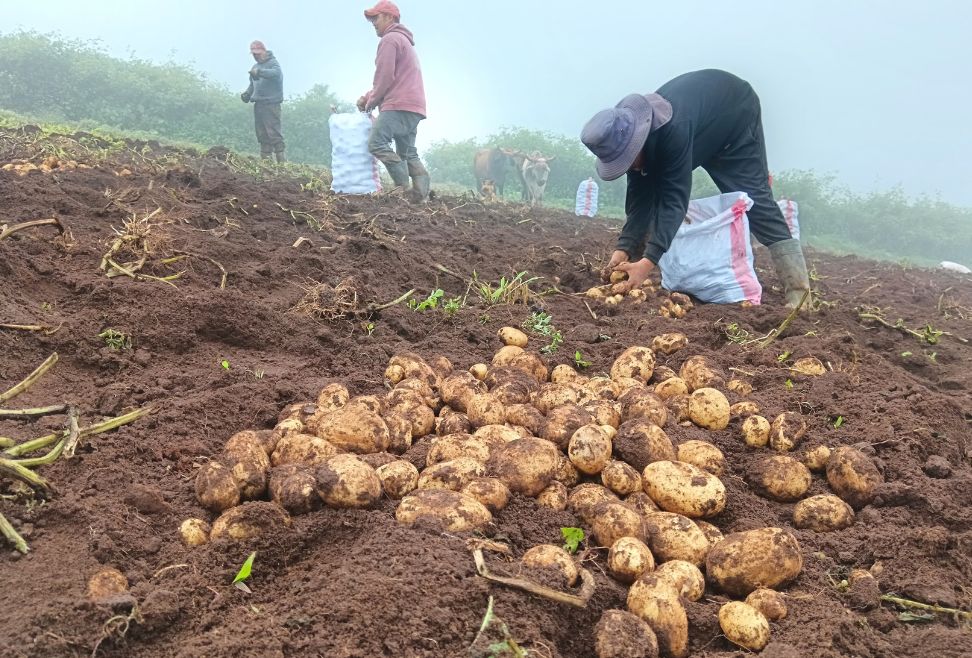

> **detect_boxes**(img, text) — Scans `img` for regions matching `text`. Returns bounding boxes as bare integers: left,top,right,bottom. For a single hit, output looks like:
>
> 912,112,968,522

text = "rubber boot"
274,151,286,164
260,151,273,160
408,161,431,202
768,238,811,309
384,160,410,195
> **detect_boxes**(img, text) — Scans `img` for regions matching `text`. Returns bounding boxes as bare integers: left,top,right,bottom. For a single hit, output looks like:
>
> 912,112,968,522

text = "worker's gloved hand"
356,96,368,112
240,92,251,103
602,249,630,281
615,258,656,292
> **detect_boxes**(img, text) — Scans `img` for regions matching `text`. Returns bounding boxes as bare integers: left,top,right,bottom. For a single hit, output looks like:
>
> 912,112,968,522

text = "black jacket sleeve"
616,171,655,260
642,130,693,264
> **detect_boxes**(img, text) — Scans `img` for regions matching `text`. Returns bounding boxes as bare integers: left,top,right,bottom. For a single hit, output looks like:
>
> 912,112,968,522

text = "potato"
679,355,725,392
740,415,771,448
793,494,856,531
315,454,382,508
550,363,581,384
642,512,710,566
542,404,594,448
624,491,659,517
666,394,691,424
462,477,511,513
248,429,280,457
387,352,438,387
359,452,398,469
655,560,705,601
719,601,770,651
586,286,606,299
227,458,268,501
569,483,619,524
676,440,725,476
382,412,415,453
272,433,340,467
706,527,803,596
769,412,808,452
535,481,569,509
584,399,622,428
267,464,320,514
491,437,560,496
591,501,647,547
315,383,349,415
729,401,760,419
490,380,532,406
726,378,754,396
650,332,688,356
601,460,643,496
417,457,485,491
474,425,521,449
747,455,811,502
594,609,659,658
600,424,618,440
179,518,211,547
429,355,454,379
440,372,487,413
802,445,832,472
614,420,676,471
437,410,472,435
225,432,271,469
688,388,730,431
509,351,549,383
273,417,304,438
385,364,405,384
532,382,582,414
195,461,241,512
396,489,492,531
746,588,788,621
619,387,669,426
376,460,420,499
791,356,826,376
826,446,883,509
610,346,656,383
504,403,545,436
498,326,529,347
613,376,644,394
426,434,490,466
485,365,540,391
552,453,581,487
87,568,128,602
586,376,620,400
521,544,578,588
492,344,524,366
695,520,724,547
392,377,438,410
469,363,489,380
317,408,390,454
466,393,507,428
568,424,614,475
210,501,291,542
608,536,655,584
626,575,689,658
650,366,678,384
642,461,725,519
610,270,628,283
654,377,688,401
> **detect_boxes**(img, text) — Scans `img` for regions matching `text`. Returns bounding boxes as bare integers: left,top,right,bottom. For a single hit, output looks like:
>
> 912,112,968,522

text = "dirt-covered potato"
440,371,488,413
769,412,808,452
626,575,689,658
489,380,532,406
385,364,406,384
655,560,705,602
608,536,655,584
195,460,241,512
536,481,569,510
316,408,390,454
395,489,492,531
740,415,771,448
614,420,677,471
469,363,489,380
315,454,382,508
746,588,788,621
687,388,730,431
610,346,657,383
791,356,826,376
387,353,438,387
508,351,549,384
586,376,621,400
679,355,725,392
491,437,560,496
531,382,582,414
417,457,485,491
625,491,660,517
719,601,770,651
552,453,581,487
568,483,619,524
726,378,754,396
358,452,398,469
391,380,438,415
430,355,454,379
666,395,691,424
793,494,856,531
272,417,304,440
594,609,659,658
802,445,832,472
179,518,211,547
226,456,268,501
706,527,803,596
87,568,128,602
600,460,643,496
748,455,812,502
465,393,507,428
225,431,271,468
643,512,710,566
501,404,542,436
695,520,724,547
618,387,669,426
210,501,291,542
650,332,688,356
649,366,677,384
267,464,320,514
676,440,726,476
474,424,521,448
584,399,622,429
437,410,472,435
826,446,883,509
654,377,689,401
613,376,644,395
522,544,578,588
568,424,614,475
591,501,647,547
549,363,580,384
492,344,525,367
426,434,490,466
643,460,726,519
541,404,594,448
272,433,340,467
498,326,529,347
376,460,420,499
382,412,415,454
729,401,760,419
316,383,350,413
461,477,510,513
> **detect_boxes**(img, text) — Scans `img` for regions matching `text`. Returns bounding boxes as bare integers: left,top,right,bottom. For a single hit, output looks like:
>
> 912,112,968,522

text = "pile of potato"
184,325,885,656
1,156,92,176
585,272,695,318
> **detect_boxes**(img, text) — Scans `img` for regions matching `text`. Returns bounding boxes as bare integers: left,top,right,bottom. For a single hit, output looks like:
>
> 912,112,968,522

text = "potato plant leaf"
561,527,584,554
233,551,257,592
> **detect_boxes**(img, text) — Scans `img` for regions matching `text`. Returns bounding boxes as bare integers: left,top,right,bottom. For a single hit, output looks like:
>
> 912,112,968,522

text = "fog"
7,0,971,203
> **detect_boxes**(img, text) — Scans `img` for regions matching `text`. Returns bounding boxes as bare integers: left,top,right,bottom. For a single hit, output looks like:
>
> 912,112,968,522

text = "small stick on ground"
0,404,67,418
0,353,58,404
0,217,65,242
367,288,416,314
880,594,972,621
0,512,28,554
433,263,466,281
0,323,61,334
174,251,228,289
472,548,595,608
4,406,152,458
584,301,597,321
757,290,809,348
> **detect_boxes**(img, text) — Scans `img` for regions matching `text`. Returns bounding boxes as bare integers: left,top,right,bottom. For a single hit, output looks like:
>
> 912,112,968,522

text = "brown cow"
473,147,524,197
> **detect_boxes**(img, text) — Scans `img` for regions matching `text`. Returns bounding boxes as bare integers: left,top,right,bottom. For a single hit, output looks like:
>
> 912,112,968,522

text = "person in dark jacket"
581,69,810,309
241,40,285,163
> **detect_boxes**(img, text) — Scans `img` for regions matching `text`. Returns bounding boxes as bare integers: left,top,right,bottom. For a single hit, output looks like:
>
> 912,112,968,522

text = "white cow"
521,153,556,207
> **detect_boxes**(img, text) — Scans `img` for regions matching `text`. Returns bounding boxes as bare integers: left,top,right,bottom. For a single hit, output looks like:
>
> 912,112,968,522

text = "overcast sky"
6,1,972,204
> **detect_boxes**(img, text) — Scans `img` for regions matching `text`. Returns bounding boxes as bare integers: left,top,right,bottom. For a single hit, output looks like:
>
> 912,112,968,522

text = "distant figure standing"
575,177,599,217
357,1,430,202
241,40,285,163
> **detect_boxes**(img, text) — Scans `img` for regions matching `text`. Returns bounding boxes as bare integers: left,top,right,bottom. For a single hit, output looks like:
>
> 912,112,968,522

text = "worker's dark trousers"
703,96,791,246
254,102,285,159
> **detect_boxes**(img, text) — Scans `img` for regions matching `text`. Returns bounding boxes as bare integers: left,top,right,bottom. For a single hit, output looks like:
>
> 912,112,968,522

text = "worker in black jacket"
581,69,810,308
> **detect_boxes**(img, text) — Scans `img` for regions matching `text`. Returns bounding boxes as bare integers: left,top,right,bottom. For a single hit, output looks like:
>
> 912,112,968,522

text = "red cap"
250,40,266,52
364,1,400,20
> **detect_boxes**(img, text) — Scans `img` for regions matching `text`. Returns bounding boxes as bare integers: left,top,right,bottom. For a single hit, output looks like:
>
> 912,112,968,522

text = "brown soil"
1,129,971,658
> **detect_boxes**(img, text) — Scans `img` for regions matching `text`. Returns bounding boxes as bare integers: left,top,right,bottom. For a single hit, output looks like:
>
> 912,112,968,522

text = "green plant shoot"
574,350,592,369
561,527,584,554
233,551,257,592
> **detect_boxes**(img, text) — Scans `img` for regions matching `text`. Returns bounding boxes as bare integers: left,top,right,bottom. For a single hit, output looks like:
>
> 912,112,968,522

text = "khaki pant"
254,102,284,157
